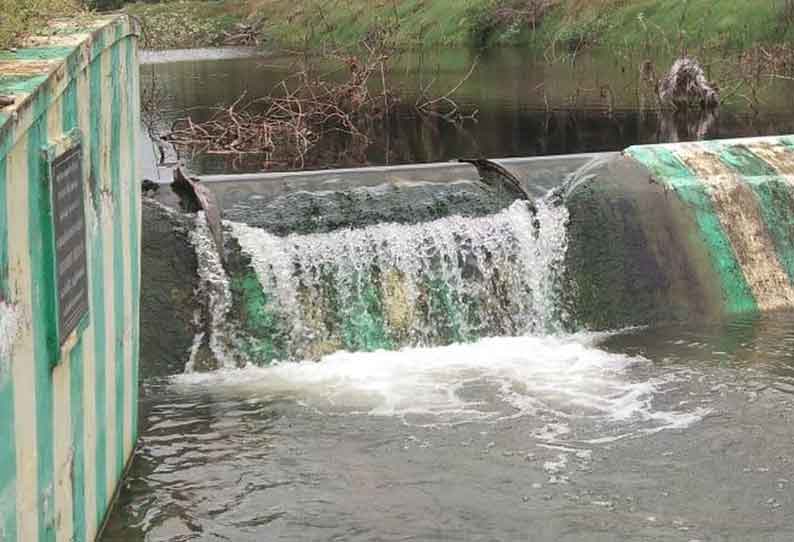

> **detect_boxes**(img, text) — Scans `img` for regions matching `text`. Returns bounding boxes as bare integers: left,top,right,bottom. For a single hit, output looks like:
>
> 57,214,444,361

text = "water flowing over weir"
159,179,711,440
164,135,794,370
108,138,794,542
216,200,569,364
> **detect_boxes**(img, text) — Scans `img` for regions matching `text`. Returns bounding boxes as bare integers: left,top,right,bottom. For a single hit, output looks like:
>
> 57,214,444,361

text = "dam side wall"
566,136,794,329
0,16,141,542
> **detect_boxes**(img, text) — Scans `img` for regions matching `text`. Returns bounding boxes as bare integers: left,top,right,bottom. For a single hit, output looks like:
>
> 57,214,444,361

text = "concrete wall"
565,136,794,329
0,15,140,542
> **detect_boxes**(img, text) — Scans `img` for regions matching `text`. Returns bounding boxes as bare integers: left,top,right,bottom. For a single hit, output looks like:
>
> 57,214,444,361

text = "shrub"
0,0,82,49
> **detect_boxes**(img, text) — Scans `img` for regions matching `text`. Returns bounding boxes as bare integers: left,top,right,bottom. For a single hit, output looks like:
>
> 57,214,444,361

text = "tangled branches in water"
160,35,478,170
164,43,397,169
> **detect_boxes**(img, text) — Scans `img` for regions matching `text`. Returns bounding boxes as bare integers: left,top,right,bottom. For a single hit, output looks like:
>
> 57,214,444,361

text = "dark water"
140,47,794,175
104,313,794,541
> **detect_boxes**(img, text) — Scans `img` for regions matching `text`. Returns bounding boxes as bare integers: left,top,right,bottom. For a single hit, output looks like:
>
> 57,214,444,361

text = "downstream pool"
104,314,794,541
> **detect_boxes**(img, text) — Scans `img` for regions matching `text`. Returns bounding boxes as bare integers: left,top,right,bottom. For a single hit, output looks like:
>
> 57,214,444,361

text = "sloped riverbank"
128,0,794,54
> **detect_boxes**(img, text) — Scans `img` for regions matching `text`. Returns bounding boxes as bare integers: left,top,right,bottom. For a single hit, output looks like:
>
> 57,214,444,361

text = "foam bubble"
174,333,705,435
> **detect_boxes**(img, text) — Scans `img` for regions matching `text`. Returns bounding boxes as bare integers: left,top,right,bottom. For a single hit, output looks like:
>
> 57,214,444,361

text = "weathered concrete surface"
140,200,200,376
0,15,141,542
565,136,794,330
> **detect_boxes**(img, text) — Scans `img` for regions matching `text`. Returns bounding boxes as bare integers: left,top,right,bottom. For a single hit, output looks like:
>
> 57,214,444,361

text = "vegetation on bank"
3,0,793,54
125,1,248,49
0,0,246,50
0,0,82,49
245,0,794,54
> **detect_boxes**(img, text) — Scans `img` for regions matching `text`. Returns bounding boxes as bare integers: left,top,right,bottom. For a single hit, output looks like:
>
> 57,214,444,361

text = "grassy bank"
122,0,794,55
246,0,794,54
125,0,248,49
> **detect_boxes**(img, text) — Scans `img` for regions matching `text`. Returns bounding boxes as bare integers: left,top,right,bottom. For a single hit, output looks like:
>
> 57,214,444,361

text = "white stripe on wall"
76,67,99,542
7,136,40,542
120,37,135,461
51,361,72,542
99,46,118,505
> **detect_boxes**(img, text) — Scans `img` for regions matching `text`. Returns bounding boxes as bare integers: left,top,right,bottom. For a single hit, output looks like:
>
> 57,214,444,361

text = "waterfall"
186,212,241,370
224,199,570,363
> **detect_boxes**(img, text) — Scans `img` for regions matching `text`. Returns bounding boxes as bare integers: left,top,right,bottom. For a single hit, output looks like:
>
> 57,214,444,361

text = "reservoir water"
138,47,794,175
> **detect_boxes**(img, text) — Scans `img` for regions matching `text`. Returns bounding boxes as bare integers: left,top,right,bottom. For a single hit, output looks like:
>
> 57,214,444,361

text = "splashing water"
227,200,569,362
187,212,240,369
182,190,706,441
175,333,707,437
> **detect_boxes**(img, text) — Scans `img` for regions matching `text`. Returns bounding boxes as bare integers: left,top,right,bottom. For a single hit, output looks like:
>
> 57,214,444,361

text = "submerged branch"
160,37,480,169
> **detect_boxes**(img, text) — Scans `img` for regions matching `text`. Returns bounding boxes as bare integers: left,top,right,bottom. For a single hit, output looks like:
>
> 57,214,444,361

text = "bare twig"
159,25,479,170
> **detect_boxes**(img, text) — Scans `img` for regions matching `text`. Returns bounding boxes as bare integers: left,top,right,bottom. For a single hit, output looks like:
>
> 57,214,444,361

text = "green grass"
251,0,500,50
120,0,794,54
247,0,794,54
125,0,247,49
570,0,793,53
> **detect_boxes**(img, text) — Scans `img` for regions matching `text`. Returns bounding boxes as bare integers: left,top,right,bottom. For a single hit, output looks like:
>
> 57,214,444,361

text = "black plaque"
52,144,88,345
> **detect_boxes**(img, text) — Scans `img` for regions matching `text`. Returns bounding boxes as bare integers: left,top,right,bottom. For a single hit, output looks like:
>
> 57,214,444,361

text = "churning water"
179,193,709,440
106,189,794,541
175,333,708,437
226,200,568,361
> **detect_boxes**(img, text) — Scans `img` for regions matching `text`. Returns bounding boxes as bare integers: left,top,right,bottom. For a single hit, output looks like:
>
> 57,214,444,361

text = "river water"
138,47,794,175
104,49,794,541
104,315,794,541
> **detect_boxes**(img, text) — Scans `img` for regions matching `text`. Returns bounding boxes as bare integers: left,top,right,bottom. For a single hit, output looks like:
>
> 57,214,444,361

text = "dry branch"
160,33,479,169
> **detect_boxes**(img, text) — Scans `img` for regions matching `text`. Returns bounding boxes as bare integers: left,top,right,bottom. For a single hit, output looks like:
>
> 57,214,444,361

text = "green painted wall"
0,15,141,542
567,136,794,330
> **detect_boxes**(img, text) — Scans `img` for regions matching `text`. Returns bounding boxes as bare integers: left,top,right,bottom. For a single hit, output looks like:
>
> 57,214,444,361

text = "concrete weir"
566,136,794,329
0,15,140,542
157,136,794,340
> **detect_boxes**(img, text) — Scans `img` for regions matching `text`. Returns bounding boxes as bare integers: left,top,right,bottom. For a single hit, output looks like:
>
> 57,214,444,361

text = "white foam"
227,200,570,359
174,332,705,435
